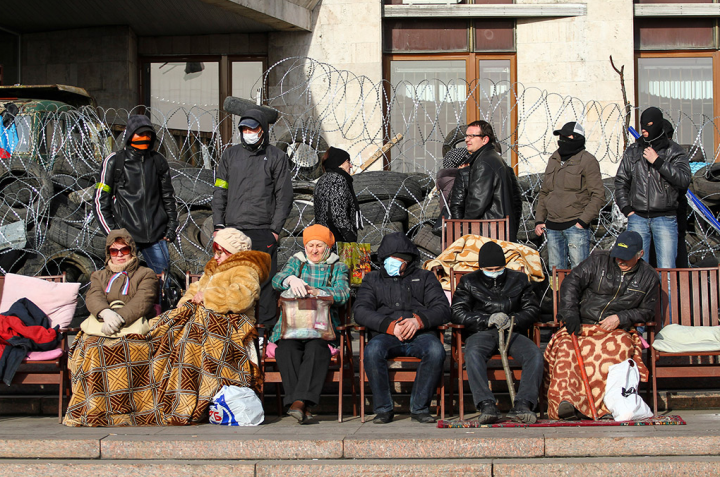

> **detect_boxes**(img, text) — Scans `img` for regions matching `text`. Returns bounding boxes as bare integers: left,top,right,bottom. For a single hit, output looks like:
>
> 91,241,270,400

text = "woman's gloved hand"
287,276,308,297
99,309,125,335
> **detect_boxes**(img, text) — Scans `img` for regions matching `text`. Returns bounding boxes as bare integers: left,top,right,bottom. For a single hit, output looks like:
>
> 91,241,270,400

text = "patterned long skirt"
543,325,648,419
63,302,261,426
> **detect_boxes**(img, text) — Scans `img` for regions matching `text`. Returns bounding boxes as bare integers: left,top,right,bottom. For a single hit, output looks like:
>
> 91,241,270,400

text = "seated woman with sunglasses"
268,224,350,423
64,227,270,427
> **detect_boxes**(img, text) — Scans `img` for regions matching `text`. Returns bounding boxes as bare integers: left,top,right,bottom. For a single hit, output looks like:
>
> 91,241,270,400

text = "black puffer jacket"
451,269,539,334
212,109,293,234
449,144,518,241
558,251,659,330
94,115,178,244
614,140,690,217
353,233,450,335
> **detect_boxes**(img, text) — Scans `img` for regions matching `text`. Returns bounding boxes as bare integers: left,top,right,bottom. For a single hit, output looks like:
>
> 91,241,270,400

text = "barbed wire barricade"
1,57,719,324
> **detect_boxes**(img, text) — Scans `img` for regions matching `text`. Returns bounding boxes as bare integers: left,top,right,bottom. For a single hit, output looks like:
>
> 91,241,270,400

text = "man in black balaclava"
614,107,691,268
534,122,604,270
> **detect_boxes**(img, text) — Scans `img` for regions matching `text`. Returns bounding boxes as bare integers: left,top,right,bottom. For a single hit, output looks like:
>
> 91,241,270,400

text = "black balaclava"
557,134,586,162
639,107,669,151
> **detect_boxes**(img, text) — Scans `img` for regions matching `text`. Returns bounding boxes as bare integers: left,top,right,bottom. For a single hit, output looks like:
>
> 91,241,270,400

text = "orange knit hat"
303,224,335,248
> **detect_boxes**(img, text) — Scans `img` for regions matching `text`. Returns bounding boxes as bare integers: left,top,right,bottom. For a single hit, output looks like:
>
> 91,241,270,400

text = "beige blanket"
423,234,545,290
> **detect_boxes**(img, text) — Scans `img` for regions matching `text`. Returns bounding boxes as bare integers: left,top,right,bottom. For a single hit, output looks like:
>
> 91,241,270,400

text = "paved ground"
2,411,720,476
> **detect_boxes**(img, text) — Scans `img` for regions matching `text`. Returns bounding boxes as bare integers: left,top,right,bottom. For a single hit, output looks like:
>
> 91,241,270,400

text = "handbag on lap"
278,294,335,341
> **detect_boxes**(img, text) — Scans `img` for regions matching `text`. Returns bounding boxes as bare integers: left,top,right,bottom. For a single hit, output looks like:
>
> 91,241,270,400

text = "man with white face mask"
451,241,542,424
212,109,293,328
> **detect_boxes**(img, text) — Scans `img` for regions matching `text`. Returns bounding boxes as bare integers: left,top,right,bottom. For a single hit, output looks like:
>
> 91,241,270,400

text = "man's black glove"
562,314,581,336
164,229,177,243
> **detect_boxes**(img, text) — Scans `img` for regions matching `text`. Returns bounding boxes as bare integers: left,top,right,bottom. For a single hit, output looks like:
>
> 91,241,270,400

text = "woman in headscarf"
269,224,350,423
83,228,158,337
313,147,361,243
64,228,271,427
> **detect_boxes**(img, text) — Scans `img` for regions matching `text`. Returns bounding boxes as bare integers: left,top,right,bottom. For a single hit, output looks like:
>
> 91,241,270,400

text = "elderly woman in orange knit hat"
269,224,350,423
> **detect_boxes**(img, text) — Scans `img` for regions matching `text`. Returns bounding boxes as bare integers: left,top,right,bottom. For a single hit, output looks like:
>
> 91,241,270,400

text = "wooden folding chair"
357,324,446,423
649,267,720,413
441,217,510,250
5,273,69,423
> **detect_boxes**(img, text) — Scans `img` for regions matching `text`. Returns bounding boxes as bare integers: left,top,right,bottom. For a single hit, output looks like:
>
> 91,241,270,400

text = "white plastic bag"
603,359,653,421
209,385,264,426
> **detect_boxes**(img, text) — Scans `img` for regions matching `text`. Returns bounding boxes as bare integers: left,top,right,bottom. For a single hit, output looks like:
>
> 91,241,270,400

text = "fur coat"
178,250,271,315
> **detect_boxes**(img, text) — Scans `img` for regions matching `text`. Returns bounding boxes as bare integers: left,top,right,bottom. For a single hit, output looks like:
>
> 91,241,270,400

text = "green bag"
337,242,372,286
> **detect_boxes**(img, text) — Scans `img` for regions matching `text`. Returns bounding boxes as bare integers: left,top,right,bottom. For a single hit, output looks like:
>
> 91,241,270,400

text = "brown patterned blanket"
63,302,261,427
544,325,648,420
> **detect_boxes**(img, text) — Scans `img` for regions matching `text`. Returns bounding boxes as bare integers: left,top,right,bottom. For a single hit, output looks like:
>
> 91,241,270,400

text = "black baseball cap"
238,117,260,129
553,121,586,138
610,231,643,261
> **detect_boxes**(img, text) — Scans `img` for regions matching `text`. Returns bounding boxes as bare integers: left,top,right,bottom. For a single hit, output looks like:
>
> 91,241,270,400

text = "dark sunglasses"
465,134,485,139
109,246,132,257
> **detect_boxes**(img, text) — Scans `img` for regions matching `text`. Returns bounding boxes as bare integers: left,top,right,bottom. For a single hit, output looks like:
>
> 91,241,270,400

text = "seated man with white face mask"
451,241,542,424
353,232,450,424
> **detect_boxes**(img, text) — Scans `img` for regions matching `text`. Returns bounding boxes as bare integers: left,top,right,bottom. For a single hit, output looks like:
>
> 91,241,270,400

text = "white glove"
99,309,125,335
287,276,308,297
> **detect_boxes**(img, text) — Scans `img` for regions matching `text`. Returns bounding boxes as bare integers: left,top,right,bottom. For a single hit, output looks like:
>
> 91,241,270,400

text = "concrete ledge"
0,438,99,459
101,436,344,460
0,460,255,477
344,436,543,459
256,459,492,476
545,434,720,457
493,456,720,476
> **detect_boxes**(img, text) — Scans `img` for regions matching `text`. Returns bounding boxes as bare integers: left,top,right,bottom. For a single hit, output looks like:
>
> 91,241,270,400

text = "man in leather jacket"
451,241,542,424
94,114,178,274
449,121,519,241
354,232,450,424
558,230,659,336
614,107,690,268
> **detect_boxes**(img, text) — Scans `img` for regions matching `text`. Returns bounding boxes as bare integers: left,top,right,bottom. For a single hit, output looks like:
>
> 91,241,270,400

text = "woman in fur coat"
178,227,271,317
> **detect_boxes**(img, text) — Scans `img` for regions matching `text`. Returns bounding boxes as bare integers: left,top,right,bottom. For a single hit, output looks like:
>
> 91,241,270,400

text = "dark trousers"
464,329,543,408
239,228,277,327
275,338,331,407
363,333,446,414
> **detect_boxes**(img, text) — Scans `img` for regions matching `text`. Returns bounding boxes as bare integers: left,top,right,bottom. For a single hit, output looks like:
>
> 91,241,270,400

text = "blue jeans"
464,329,543,407
137,239,170,274
546,226,591,270
627,214,677,269
363,332,446,414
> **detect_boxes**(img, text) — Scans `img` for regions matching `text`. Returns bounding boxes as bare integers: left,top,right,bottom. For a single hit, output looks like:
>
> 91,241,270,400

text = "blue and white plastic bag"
209,385,264,426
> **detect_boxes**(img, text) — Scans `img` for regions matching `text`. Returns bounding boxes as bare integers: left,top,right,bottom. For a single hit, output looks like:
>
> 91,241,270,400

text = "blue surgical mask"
482,269,504,279
384,257,404,277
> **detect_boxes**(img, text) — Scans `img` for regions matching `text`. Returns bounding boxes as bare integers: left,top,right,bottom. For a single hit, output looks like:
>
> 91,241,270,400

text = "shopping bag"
337,242,372,286
209,385,264,426
603,359,653,421
279,294,335,340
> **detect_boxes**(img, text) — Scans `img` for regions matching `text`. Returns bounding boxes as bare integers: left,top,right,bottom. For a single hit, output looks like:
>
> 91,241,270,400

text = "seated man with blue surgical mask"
451,241,542,424
354,232,450,424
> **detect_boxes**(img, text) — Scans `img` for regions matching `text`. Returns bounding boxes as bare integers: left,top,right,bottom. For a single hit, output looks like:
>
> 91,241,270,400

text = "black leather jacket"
450,269,539,334
558,251,659,330
614,140,690,217
449,144,518,241
94,115,178,244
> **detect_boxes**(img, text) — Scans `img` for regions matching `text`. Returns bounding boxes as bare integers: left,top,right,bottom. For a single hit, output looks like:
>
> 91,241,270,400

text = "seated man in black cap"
545,230,659,420
451,241,542,424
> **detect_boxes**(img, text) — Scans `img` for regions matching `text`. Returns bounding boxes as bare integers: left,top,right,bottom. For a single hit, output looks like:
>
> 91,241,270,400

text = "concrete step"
1,457,720,477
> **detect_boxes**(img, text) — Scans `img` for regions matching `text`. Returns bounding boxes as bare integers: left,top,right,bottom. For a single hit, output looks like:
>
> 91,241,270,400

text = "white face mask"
243,131,261,145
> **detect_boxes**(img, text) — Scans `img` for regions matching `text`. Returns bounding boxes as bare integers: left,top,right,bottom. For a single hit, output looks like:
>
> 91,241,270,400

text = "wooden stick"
571,332,599,421
358,133,403,172
498,317,516,404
